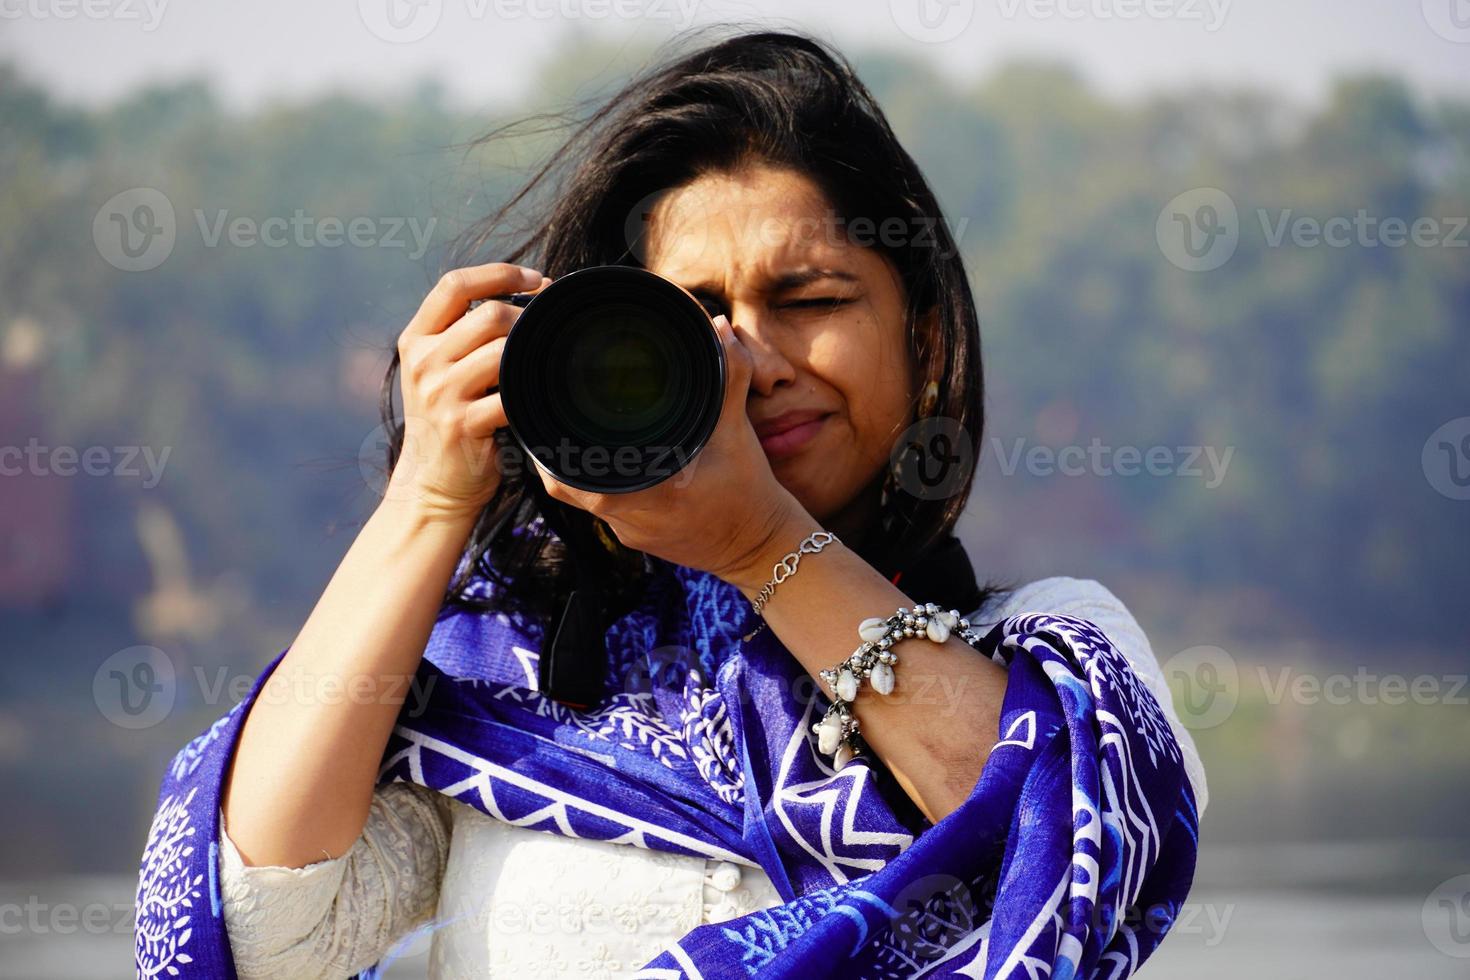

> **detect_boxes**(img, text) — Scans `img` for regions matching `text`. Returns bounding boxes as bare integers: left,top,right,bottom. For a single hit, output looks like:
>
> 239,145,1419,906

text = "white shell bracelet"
812,602,985,768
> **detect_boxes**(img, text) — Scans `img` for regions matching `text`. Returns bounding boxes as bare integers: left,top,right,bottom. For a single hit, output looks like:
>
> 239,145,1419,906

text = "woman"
134,30,1205,979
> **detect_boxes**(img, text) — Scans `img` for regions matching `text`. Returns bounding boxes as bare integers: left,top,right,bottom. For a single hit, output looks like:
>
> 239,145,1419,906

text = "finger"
403,263,544,339
713,314,754,414
441,275,553,362
462,391,508,437
448,335,508,398
440,299,518,363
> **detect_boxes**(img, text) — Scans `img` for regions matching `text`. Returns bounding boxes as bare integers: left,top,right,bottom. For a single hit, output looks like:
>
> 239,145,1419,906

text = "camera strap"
535,496,613,710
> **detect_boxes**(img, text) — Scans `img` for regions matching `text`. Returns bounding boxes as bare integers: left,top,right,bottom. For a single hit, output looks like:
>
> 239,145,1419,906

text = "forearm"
727,512,1008,825
222,490,478,868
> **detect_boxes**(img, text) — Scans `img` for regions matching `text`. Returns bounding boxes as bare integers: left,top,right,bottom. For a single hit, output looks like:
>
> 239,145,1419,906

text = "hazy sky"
2,0,1467,110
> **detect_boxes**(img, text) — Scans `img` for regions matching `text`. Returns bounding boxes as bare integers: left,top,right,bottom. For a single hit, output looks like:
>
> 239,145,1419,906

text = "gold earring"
918,379,939,418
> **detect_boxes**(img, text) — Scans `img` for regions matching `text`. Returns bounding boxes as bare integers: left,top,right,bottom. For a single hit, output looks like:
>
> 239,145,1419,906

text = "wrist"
377,481,488,532
724,506,825,597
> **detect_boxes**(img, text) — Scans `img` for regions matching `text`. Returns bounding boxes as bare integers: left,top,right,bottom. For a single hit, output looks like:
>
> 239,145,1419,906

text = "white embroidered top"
218,575,1208,979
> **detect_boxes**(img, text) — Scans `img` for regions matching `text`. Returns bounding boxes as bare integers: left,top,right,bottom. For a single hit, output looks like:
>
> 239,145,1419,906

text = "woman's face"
644,162,917,534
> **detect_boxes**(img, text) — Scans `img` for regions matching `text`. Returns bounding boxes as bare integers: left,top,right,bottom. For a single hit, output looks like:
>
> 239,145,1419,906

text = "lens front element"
499,266,725,493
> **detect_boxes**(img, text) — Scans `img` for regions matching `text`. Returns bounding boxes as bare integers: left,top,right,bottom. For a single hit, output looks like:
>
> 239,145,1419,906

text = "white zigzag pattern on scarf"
770,694,916,883
381,725,753,864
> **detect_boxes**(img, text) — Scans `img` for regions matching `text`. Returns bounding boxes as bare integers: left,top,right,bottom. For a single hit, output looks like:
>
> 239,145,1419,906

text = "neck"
821,472,888,572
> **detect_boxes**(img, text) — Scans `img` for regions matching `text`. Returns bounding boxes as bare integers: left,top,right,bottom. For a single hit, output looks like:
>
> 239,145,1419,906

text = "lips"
754,409,830,439
755,410,831,459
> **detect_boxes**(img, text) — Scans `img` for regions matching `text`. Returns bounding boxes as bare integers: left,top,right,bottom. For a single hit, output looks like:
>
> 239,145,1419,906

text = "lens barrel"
499,265,725,493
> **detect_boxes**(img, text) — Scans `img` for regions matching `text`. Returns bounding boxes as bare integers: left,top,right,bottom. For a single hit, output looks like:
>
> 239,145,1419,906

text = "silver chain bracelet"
749,530,839,614
813,602,985,768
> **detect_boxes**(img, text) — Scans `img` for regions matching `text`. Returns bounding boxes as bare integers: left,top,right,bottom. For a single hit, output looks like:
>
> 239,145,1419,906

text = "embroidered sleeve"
217,780,455,980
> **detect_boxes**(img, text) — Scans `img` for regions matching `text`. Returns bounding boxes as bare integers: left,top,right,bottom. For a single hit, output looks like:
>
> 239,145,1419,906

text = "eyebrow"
687,267,860,297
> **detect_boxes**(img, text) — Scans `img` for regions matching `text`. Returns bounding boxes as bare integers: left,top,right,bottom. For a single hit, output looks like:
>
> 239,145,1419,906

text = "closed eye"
779,297,854,311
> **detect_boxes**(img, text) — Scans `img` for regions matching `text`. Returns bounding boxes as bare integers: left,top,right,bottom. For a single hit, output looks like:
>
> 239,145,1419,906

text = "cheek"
811,313,912,458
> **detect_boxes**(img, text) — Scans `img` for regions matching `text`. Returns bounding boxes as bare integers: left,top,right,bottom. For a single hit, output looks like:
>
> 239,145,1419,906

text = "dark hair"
378,28,1011,627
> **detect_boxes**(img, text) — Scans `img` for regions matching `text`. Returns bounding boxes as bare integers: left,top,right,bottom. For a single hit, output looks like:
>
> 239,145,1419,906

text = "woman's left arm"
721,509,1009,827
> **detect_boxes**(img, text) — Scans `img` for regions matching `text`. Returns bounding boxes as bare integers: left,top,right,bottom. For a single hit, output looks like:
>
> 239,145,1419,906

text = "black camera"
497,265,726,494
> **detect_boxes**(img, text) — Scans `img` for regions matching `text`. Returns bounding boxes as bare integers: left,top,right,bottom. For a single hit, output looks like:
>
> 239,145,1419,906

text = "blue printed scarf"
133,557,1198,978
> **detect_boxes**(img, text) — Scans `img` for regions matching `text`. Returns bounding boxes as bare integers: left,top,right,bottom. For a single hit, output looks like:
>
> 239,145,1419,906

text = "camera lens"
560,304,680,441
499,266,725,493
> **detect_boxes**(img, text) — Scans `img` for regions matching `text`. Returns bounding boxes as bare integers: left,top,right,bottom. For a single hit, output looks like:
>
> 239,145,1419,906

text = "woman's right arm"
221,262,549,870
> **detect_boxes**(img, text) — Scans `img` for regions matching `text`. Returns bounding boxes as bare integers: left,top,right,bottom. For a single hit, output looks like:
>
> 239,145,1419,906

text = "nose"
728,305,797,398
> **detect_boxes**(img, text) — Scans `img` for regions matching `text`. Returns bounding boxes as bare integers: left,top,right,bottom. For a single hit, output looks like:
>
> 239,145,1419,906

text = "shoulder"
970,575,1134,628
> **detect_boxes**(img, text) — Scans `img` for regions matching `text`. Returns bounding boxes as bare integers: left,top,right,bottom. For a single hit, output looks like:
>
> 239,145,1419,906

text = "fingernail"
713,314,730,330
519,266,543,286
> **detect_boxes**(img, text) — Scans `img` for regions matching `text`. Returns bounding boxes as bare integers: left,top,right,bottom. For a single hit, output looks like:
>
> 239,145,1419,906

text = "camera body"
498,265,726,494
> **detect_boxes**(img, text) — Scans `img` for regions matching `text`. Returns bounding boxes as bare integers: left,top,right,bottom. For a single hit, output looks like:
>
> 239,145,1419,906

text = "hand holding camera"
388,262,551,521
387,261,808,584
